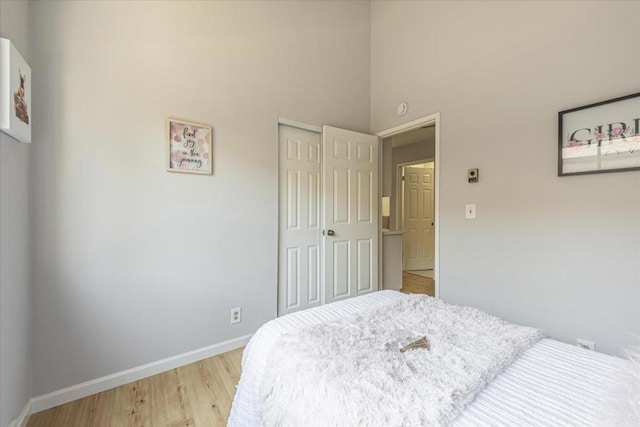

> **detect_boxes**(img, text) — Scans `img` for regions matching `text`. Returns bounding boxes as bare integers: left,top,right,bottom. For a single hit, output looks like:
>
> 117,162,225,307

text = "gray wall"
30,0,371,395
371,0,640,355
0,0,32,425
5,0,638,405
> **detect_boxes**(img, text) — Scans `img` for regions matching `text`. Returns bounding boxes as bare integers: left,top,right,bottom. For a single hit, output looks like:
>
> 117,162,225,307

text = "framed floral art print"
166,118,213,175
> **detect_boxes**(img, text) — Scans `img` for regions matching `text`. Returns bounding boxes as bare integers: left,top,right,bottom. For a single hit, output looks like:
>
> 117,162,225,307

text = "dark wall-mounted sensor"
468,168,479,183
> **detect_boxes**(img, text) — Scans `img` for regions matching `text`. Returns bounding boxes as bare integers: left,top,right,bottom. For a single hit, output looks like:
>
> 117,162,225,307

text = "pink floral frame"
167,118,213,175
558,93,640,176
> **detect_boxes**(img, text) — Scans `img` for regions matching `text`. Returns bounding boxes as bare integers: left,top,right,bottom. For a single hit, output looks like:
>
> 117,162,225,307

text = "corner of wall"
0,0,34,425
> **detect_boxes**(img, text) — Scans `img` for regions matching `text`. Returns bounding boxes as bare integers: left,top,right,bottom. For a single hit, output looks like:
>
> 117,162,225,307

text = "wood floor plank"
89,387,116,427
181,363,211,426
401,271,435,296
41,399,75,427
26,348,244,427
179,361,220,426
25,406,55,427
73,394,99,427
130,379,151,427
149,369,189,427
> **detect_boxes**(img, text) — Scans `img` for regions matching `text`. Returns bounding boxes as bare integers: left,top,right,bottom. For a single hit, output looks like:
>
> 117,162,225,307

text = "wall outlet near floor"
230,307,242,324
577,338,595,351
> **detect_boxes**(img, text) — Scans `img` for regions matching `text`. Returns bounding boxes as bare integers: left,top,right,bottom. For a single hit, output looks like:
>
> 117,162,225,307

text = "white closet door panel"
278,126,322,316
286,247,300,309
308,172,320,229
286,170,300,230
332,240,350,298
357,170,372,223
323,126,379,305
357,239,373,292
307,245,320,304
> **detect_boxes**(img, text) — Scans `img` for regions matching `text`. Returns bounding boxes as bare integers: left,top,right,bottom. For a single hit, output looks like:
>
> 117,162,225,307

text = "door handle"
323,229,336,236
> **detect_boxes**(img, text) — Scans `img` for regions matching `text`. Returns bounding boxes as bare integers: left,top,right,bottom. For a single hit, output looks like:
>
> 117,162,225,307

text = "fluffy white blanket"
260,295,545,427
600,343,640,426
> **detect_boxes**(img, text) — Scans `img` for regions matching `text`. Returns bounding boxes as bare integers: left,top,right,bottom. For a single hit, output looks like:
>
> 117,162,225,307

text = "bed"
228,290,628,426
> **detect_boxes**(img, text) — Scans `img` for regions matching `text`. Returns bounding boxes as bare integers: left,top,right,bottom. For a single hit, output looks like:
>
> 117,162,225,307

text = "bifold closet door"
278,125,322,316
322,126,379,305
278,124,379,315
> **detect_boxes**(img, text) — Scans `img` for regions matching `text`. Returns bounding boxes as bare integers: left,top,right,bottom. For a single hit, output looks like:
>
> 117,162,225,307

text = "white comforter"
261,294,544,426
229,291,625,426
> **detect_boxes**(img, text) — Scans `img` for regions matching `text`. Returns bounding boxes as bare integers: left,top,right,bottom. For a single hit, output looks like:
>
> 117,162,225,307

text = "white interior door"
278,125,322,316
323,126,379,305
403,166,435,270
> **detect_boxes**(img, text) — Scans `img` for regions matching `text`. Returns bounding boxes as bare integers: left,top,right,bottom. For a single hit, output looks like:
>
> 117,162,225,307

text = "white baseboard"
7,398,32,427
29,334,252,415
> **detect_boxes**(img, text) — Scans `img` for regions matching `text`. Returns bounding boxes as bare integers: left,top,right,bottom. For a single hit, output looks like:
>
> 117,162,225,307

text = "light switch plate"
465,204,476,219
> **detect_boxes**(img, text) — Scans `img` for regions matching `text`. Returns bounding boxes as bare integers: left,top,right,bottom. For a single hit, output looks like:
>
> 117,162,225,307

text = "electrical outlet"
230,307,242,324
577,338,595,351
465,204,476,219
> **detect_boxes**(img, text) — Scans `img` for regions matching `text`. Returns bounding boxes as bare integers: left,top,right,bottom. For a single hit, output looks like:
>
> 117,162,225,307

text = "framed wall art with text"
166,118,213,175
558,92,640,176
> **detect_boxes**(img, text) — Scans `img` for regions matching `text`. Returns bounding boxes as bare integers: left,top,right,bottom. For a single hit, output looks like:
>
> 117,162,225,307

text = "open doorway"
398,161,435,296
378,115,439,298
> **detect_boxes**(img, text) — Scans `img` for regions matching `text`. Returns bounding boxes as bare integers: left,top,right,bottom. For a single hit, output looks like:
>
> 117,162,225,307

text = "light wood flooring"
26,282,434,427
26,348,244,427
401,271,435,296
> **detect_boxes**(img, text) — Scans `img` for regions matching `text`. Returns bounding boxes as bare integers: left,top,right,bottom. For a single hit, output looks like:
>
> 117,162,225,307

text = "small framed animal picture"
0,38,31,143
166,118,213,175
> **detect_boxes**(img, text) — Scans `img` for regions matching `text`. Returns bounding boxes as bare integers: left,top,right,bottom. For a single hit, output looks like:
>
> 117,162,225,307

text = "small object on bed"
400,336,429,353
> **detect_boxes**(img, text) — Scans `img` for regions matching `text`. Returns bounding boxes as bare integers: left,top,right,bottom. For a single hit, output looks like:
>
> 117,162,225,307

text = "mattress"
228,290,625,426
